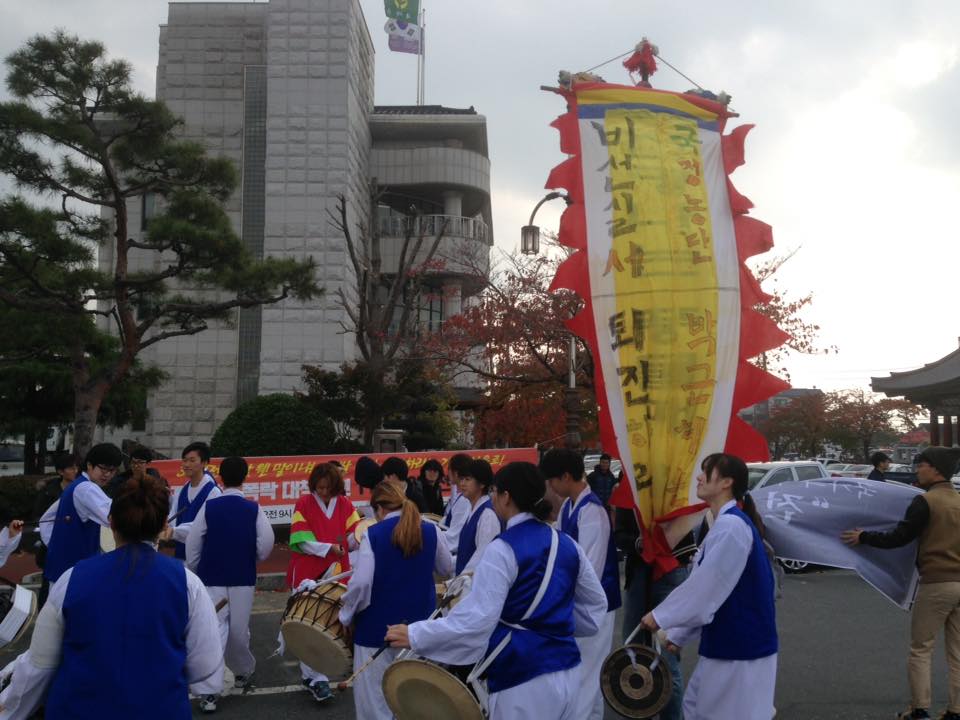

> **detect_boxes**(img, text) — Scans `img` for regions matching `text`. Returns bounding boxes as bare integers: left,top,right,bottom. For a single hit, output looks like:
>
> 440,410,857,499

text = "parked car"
0,443,24,477
833,464,873,478
747,461,832,573
747,461,831,491
583,454,622,478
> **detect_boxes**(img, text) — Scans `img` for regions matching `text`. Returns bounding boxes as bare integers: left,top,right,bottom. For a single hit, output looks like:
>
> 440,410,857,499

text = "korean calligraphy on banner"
151,448,537,525
546,82,790,567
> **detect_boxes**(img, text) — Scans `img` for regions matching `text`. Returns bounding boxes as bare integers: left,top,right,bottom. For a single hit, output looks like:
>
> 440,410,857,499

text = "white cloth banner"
752,478,920,609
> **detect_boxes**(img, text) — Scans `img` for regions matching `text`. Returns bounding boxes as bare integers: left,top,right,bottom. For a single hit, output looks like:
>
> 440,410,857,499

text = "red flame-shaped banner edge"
547,83,791,486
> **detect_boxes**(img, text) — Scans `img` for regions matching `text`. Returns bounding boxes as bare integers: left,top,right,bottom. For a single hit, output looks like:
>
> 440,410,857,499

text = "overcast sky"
2,0,959,398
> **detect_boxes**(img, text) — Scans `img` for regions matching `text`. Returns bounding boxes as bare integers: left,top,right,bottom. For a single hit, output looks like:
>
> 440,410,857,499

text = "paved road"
1,569,952,718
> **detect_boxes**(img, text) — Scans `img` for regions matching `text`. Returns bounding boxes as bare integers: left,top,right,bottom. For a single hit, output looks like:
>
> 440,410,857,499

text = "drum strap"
467,527,560,684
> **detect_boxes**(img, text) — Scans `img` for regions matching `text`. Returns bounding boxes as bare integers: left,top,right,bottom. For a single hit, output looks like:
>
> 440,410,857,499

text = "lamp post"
520,191,568,256
520,192,580,449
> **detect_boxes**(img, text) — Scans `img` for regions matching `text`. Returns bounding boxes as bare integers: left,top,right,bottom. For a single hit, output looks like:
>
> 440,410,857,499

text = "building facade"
102,0,491,457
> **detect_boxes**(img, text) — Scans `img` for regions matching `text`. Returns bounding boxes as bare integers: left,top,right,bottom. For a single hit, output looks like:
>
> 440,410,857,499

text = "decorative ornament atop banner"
622,37,659,87
385,18,423,55
545,56,790,575
384,0,420,23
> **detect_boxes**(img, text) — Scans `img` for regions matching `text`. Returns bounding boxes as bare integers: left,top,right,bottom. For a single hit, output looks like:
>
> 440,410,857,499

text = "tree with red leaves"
421,239,597,449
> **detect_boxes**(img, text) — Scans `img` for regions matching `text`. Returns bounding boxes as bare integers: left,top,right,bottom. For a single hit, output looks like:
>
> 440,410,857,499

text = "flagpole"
420,7,426,105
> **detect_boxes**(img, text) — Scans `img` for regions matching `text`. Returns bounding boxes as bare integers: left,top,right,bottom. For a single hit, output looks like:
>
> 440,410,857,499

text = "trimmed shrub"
211,394,335,457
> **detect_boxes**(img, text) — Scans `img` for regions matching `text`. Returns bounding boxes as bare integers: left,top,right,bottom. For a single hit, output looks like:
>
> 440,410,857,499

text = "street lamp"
520,191,569,255
520,191,580,449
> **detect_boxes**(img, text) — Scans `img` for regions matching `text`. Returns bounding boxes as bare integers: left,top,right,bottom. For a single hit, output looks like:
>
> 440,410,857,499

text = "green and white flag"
384,0,419,23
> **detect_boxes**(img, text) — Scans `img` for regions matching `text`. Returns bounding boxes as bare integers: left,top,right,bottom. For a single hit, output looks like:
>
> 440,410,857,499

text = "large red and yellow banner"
547,83,789,565
152,448,537,524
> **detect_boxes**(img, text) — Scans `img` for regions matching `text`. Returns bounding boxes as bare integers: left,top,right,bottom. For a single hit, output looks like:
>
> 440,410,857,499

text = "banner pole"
418,6,426,105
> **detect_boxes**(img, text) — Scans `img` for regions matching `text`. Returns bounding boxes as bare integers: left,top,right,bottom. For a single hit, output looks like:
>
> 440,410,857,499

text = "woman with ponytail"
0,476,223,719
338,482,453,719
385,461,608,719
640,452,778,720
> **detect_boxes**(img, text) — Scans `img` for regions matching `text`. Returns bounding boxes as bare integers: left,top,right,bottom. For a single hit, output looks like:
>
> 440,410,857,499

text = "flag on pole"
384,0,419,23
385,19,423,55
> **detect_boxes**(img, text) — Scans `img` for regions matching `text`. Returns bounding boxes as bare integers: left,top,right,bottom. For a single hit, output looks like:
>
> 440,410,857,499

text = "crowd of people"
2,441,959,719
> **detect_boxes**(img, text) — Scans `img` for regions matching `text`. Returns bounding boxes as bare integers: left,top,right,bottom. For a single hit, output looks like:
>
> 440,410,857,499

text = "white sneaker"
199,695,218,713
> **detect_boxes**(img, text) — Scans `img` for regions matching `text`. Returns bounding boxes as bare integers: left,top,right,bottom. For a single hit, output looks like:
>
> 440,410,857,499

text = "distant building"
738,388,825,429
97,0,492,457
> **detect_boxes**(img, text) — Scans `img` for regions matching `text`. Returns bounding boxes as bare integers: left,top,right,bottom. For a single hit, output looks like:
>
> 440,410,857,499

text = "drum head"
382,659,484,720
354,518,377,544
422,513,443,525
600,644,672,719
280,621,352,678
100,525,117,553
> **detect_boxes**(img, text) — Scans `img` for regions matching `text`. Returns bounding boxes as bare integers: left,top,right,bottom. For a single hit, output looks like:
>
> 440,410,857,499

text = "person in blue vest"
641,452,778,720
185,456,275,714
165,441,221,560
0,475,223,719
386,461,608,720
540,448,621,720
439,452,472,563
339,481,453,719
43,443,121,587
455,457,501,575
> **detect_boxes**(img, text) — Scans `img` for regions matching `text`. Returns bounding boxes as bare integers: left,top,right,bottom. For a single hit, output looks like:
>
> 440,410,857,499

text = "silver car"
747,461,831,572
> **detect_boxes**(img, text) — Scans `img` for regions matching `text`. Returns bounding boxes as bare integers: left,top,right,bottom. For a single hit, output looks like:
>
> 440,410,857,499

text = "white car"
583,454,622,478
0,444,24,477
747,461,832,572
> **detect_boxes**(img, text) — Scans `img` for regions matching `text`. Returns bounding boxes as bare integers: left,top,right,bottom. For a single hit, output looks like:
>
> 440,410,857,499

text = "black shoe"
938,712,960,720
897,710,930,720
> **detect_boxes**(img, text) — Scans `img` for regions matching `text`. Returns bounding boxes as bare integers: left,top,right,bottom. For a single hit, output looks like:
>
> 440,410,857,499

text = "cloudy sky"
2,0,958,397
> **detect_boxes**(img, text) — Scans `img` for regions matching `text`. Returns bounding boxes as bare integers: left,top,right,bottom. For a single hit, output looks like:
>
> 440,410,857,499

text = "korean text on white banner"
753,477,921,609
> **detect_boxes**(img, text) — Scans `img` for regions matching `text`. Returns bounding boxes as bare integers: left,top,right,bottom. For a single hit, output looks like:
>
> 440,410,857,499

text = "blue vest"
484,519,581,693
560,492,622,612
442,491,462,527
44,474,102,584
196,494,259,587
698,506,778,660
46,545,191,720
174,475,216,559
354,516,437,648
456,496,497,575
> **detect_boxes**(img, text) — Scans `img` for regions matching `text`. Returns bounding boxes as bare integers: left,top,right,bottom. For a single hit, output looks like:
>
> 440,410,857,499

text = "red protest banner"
151,448,538,524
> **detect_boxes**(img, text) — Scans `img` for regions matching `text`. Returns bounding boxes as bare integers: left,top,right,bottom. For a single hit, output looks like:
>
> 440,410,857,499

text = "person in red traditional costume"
285,462,361,702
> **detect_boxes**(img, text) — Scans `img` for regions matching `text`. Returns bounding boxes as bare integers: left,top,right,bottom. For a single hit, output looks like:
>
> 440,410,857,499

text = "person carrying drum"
286,462,361,702
0,475,223,719
339,482,453,718
164,441,221,561
185,456,275,713
455,458,501,575
43,443,121,586
640,453,778,720
541,448,621,720
439,453,472,562
385,461,608,720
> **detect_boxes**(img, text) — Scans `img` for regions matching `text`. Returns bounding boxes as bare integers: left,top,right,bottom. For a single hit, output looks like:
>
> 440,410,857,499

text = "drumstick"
214,598,228,613
335,644,389,691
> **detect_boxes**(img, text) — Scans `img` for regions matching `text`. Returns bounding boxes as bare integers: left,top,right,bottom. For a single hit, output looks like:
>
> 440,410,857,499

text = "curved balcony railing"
378,211,491,246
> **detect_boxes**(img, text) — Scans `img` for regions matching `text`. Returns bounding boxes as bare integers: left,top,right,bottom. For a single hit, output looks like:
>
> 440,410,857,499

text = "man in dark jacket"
843,446,960,720
867,451,891,481
587,454,618,508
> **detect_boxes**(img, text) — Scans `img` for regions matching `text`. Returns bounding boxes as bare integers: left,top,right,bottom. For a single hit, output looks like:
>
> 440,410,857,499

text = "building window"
141,192,157,232
418,288,444,333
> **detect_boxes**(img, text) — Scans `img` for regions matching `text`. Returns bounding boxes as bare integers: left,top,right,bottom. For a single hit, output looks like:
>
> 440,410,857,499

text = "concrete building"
103,0,492,457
